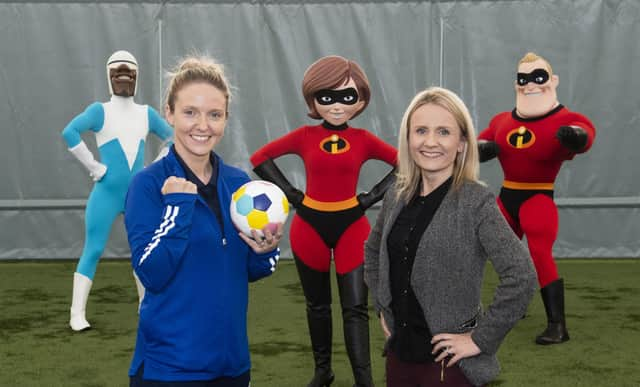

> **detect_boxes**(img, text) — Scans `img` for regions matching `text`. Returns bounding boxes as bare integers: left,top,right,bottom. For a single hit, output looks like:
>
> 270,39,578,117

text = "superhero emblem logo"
506,126,536,149
320,134,351,154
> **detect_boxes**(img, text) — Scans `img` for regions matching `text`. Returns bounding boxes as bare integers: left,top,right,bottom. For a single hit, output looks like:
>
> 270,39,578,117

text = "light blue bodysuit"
62,96,172,279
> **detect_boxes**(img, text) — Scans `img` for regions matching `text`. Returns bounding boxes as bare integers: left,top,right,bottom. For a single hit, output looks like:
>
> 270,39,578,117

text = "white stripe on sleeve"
139,205,180,266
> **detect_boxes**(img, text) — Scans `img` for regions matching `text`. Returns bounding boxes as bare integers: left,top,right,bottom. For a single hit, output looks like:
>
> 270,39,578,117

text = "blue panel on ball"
236,195,254,216
253,193,272,211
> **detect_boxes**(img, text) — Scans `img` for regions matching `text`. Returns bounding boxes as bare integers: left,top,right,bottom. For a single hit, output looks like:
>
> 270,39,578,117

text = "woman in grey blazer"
364,87,536,386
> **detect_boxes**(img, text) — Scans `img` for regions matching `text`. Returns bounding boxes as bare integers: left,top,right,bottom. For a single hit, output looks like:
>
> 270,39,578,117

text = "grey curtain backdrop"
1,0,638,260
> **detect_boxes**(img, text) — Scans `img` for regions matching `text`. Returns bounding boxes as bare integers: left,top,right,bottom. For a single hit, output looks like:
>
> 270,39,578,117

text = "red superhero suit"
251,123,397,273
480,105,595,285
251,122,396,387
251,56,397,387
478,52,596,346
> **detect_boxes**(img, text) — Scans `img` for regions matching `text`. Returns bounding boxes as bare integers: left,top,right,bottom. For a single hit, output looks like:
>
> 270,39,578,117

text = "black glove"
253,159,304,207
556,126,588,152
357,168,396,210
478,141,500,162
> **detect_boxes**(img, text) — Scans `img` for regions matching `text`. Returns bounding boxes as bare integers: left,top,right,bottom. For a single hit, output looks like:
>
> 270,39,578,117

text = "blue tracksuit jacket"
125,147,279,381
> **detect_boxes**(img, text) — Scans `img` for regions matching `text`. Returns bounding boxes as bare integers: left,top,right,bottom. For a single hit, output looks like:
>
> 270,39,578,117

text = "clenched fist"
161,176,197,195
556,125,587,152
478,141,500,162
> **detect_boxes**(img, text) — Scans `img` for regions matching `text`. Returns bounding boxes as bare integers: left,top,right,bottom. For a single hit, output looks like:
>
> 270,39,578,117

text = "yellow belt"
503,180,554,190
302,195,359,212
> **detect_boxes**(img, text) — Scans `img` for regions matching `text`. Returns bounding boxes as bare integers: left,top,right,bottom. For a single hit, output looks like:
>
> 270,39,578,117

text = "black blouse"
386,177,452,363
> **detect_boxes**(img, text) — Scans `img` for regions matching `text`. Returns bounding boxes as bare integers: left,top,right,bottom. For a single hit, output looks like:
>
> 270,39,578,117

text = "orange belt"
503,180,554,190
302,195,359,212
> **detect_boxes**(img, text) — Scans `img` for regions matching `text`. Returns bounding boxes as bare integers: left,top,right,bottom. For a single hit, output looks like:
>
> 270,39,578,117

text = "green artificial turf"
1,259,639,386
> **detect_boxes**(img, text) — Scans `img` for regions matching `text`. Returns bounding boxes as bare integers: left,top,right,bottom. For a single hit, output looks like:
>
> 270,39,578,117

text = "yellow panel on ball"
232,186,246,202
246,210,269,230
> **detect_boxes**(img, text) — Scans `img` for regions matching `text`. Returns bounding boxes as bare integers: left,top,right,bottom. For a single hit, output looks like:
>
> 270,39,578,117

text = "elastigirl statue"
251,56,397,386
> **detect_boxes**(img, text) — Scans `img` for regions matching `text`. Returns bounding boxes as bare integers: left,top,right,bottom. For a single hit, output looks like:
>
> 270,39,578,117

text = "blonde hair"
165,55,232,115
395,87,479,203
518,52,553,75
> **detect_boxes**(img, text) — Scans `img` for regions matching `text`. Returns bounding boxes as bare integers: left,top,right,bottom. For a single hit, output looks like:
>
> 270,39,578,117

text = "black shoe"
307,369,335,387
536,321,570,345
535,278,570,345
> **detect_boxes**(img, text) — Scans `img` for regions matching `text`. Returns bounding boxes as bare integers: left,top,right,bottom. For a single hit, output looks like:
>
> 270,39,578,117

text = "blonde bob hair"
394,87,480,203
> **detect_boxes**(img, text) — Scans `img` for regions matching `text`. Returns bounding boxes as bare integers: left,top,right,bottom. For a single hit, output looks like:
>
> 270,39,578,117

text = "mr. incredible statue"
61,50,173,331
478,52,595,345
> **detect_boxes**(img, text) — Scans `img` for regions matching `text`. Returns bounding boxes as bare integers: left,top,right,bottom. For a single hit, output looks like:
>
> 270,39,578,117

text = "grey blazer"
364,180,536,386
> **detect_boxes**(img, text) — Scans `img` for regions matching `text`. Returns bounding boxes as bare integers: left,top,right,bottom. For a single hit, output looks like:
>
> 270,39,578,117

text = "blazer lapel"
375,195,406,308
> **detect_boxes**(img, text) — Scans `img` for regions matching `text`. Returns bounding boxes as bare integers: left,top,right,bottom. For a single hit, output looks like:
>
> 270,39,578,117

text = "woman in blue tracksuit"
125,56,283,387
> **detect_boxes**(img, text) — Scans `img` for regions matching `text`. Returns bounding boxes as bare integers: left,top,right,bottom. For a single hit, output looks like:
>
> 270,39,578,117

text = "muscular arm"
478,141,500,163
477,116,501,162
477,117,498,143
556,113,596,153
556,126,588,152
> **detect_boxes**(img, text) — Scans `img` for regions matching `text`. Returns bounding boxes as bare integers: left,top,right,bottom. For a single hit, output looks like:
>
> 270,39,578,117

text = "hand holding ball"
230,180,290,239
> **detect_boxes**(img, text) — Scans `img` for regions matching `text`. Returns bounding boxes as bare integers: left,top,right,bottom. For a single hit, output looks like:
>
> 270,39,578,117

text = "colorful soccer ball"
230,180,290,238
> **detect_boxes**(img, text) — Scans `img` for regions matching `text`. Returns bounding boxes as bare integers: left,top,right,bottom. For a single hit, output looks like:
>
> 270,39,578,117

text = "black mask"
516,69,550,86
314,88,359,105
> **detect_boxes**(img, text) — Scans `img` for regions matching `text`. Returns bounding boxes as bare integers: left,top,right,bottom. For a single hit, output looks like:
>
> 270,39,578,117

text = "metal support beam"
1,197,639,211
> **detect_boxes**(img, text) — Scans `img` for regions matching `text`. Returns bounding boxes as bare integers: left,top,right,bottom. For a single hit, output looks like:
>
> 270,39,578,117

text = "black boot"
306,302,335,387
295,258,335,387
338,265,374,387
536,278,570,345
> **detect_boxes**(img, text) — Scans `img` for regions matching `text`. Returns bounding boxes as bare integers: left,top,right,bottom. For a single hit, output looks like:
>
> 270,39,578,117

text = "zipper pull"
441,359,445,382
222,237,227,246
